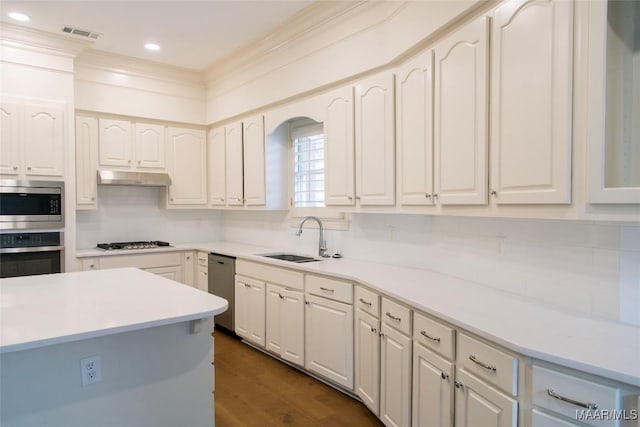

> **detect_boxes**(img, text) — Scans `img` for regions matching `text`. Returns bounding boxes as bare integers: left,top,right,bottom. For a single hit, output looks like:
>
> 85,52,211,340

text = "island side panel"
1,319,215,427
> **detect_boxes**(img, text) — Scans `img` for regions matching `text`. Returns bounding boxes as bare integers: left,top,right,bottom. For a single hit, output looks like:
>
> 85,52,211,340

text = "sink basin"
261,253,320,263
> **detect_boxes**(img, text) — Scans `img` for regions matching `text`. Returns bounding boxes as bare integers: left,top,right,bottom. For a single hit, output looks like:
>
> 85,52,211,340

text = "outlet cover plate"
80,355,102,386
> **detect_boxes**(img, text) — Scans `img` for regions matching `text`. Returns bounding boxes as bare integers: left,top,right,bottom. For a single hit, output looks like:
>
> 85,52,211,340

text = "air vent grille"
61,26,100,39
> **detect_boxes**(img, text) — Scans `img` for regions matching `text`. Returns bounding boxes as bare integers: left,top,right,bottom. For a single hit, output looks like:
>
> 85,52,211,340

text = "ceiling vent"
61,26,100,40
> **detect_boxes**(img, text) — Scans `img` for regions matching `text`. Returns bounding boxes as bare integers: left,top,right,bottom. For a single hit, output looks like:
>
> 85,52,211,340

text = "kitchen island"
0,268,227,427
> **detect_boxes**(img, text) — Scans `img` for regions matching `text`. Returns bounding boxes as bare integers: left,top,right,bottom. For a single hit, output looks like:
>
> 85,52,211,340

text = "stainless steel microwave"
0,180,64,229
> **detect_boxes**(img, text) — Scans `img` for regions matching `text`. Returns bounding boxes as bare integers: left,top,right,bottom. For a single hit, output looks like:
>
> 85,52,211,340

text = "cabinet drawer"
458,333,518,396
413,312,455,360
306,274,352,304
197,251,208,266
381,297,411,335
532,365,622,427
99,252,182,269
355,286,380,317
236,259,304,291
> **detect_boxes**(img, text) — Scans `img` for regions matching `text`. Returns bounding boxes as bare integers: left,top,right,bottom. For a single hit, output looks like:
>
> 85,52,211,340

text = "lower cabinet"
355,308,381,415
454,369,518,427
412,342,454,427
196,251,208,292
145,265,182,282
380,320,412,427
234,275,265,347
305,293,354,389
265,283,305,366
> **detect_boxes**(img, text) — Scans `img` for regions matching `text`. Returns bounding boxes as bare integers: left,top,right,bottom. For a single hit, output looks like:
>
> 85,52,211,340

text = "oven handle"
0,246,64,254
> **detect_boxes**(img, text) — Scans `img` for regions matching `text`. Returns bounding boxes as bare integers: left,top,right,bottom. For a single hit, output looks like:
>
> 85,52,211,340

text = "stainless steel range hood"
97,170,172,186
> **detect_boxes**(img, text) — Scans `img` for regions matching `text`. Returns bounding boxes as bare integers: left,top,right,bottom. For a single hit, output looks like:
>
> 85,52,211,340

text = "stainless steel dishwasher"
208,253,235,332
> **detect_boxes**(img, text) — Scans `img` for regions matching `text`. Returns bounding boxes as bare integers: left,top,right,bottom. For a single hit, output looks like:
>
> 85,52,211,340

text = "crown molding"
0,22,92,57
204,1,373,82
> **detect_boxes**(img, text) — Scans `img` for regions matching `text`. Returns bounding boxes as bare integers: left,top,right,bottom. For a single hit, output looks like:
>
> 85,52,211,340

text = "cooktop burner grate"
96,241,171,250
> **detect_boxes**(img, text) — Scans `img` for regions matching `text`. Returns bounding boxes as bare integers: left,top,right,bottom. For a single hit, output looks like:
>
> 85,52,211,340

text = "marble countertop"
76,241,640,387
0,268,228,354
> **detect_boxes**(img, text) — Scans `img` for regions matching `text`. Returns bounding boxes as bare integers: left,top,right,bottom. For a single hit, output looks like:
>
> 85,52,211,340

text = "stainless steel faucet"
295,216,330,258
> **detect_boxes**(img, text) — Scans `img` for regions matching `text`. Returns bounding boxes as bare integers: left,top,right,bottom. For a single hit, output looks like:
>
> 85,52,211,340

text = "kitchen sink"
260,253,320,263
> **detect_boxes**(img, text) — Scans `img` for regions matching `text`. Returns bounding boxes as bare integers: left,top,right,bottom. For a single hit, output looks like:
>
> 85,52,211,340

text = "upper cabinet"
355,72,396,206
225,121,244,206
242,115,266,206
166,127,207,206
490,0,573,205
587,0,640,204
433,16,489,206
207,126,227,207
1,99,65,179
98,118,166,171
75,116,99,210
396,51,435,206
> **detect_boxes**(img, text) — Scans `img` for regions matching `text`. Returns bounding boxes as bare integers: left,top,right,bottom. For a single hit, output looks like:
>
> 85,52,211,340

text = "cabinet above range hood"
97,170,172,187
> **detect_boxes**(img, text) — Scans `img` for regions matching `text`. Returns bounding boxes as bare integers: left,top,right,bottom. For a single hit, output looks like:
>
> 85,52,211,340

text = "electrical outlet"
80,355,102,386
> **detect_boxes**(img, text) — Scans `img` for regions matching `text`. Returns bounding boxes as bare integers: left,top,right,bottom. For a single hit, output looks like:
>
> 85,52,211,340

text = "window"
291,119,324,208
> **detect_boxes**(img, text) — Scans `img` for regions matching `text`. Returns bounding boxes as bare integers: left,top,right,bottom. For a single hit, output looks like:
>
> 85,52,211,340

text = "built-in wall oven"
0,232,64,278
0,180,64,229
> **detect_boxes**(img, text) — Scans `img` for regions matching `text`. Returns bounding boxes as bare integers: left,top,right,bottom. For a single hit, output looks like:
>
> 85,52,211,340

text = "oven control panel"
1,232,62,248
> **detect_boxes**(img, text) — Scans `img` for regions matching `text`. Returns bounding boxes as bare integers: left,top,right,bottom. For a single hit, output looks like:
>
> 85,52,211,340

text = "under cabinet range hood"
97,170,172,187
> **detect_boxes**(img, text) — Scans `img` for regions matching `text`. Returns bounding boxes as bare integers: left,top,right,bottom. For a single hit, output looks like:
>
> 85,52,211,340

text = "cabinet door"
454,369,517,427
490,0,572,204
305,294,354,389
380,323,412,427
355,309,381,415
266,283,283,355
0,101,21,175
75,116,99,209
433,16,489,205
197,266,208,292
235,277,266,347
135,123,166,170
243,115,266,206
225,122,244,206
182,251,195,287
396,51,435,206
144,265,182,282
166,127,207,205
324,86,356,206
24,104,64,177
355,72,395,206
99,118,133,168
412,342,454,427
208,126,226,206
281,287,304,366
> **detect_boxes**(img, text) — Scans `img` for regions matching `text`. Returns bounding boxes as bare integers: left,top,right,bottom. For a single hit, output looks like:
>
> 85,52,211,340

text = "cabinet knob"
91,197,95,201
236,198,241,202
89,264,94,268
356,196,361,200
440,372,449,381
186,256,191,260
128,160,132,164
170,198,174,202
425,194,431,199
204,272,207,275
12,166,18,171
137,160,141,164
454,381,464,390
347,196,353,201
490,189,497,196
27,166,32,171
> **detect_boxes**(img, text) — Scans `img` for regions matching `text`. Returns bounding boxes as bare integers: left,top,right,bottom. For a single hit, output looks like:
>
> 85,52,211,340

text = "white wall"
1,320,214,427
76,186,223,248
220,211,640,326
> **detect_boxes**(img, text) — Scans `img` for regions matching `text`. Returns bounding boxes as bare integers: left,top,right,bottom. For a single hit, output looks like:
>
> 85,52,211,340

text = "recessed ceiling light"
8,12,30,22
144,43,160,51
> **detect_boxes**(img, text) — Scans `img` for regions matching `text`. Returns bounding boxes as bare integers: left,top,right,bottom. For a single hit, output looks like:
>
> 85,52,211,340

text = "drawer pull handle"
278,293,284,300
454,381,463,390
243,283,250,288
547,389,598,410
469,354,497,372
440,372,449,381
320,287,334,293
359,298,372,306
386,312,401,322
420,330,441,342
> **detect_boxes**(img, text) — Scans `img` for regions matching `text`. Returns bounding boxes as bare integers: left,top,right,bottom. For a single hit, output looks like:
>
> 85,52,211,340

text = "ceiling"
0,1,314,71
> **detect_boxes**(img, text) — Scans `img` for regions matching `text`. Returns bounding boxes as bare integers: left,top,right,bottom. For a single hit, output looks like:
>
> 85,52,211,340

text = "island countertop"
0,268,228,354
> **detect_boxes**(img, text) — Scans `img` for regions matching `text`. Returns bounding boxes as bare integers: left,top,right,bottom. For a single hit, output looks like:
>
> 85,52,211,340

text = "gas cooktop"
96,241,171,250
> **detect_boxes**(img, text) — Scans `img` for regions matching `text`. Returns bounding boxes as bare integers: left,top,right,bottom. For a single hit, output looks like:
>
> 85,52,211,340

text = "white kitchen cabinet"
182,251,195,287
166,127,207,206
396,50,435,206
89,252,187,284
99,118,133,168
265,283,305,367
207,126,227,207
134,122,165,170
531,409,580,427
225,121,244,206
0,99,64,179
145,265,182,282
454,369,517,427
324,86,356,206
355,71,396,206
380,322,412,427
196,251,208,292
355,307,381,415
234,275,266,347
412,342,454,427
433,16,489,205
75,116,99,209
305,293,354,390
490,0,573,205
242,114,266,206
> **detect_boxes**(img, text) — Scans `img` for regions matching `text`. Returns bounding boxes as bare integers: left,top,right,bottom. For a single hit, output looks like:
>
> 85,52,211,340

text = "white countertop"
77,241,640,387
0,268,228,354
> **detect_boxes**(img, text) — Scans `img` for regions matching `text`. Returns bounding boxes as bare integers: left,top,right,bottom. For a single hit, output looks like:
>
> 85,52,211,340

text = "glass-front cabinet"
588,0,640,204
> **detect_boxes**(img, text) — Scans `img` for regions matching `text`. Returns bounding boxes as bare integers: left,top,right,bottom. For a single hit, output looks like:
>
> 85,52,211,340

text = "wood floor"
214,329,383,427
